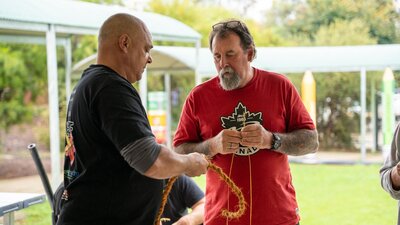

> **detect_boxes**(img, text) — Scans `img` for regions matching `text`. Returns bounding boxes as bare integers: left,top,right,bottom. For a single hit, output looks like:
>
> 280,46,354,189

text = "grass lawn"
15,164,397,225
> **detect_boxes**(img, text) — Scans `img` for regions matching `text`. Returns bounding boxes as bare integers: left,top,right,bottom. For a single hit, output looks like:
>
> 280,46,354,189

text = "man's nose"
219,56,227,68
147,55,153,64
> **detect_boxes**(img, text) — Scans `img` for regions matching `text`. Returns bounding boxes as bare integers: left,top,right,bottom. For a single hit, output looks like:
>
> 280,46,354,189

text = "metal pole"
164,73,172,149
360,68,367,163
46,24,61,188
195,40,201,85
65,38,72,104
370,79,376,152
27,144,54,208
139,69,148,111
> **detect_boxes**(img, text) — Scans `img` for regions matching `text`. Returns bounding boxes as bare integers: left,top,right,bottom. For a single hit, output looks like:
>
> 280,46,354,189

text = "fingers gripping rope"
154,158,247,225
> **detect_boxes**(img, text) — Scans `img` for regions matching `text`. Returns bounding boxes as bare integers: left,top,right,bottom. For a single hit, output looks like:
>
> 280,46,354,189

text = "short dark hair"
209,19,257,60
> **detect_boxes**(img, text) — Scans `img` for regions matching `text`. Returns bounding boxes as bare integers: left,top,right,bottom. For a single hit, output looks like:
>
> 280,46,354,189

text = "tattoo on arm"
174,140,212,156
275,129,319,156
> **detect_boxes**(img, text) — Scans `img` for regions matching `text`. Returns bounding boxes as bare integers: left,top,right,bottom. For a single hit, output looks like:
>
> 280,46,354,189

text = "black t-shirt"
162,175,204,225
58,65,163,225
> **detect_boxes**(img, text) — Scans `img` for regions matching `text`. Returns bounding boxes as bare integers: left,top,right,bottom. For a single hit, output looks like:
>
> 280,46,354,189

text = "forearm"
178,210,204,225
175,200,205,225
174,140,213,156
144,146,192,179
274,129,319,156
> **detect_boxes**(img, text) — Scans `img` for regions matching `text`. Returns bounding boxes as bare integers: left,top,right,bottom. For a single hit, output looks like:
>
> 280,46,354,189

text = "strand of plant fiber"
207,161,247,219
155,160,247,225
154,176,178,225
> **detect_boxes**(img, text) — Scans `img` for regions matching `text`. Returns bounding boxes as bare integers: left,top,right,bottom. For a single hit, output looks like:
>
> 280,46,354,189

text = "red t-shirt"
174,68,315,225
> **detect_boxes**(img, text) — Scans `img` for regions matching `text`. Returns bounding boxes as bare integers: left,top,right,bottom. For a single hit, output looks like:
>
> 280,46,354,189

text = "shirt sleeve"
120,136,161,174
380,123,400,199
284,78,316,132
95,81,155,150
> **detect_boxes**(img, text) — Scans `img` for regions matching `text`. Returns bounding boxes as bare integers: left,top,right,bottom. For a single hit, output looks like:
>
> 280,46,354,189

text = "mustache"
220,66,234,76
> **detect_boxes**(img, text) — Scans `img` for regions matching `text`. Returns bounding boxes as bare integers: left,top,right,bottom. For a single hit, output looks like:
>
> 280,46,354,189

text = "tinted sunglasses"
212,20,246,31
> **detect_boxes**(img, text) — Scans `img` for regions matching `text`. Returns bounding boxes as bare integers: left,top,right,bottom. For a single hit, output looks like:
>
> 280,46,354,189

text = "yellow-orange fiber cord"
154,160,247,225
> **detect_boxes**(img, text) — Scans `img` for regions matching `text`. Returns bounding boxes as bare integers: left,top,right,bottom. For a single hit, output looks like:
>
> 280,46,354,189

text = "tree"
264,0,399,150
266,0,400,45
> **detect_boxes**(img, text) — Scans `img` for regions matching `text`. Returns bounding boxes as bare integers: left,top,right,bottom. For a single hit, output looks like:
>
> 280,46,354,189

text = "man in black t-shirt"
161,175,205,225
57,13,208,225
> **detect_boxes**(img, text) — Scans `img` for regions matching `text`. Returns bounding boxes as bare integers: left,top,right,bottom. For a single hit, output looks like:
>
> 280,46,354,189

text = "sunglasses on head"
212,20,246,31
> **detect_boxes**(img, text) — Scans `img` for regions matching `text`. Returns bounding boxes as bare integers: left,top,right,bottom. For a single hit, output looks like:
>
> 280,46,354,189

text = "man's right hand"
184,153,208,177
208,129,242,156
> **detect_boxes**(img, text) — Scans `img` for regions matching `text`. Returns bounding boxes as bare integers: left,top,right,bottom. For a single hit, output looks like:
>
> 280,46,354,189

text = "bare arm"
274,129,319,156
144,146,208,179
175,126,318,157
172,197,205,225
174,129,242,157
240,124,318,156
121,137,208,179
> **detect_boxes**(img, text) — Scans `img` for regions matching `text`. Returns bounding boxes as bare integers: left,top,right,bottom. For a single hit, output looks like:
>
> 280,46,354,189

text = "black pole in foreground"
27,143,56,225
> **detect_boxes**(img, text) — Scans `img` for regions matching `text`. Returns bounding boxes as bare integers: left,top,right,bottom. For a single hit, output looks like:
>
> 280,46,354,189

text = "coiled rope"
154,160,247,225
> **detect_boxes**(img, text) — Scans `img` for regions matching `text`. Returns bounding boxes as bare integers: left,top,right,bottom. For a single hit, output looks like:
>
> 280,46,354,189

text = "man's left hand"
240,124,272,149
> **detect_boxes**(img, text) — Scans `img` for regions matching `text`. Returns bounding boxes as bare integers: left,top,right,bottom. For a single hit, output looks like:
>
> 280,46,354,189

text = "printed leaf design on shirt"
221,102,263,156
221,102,263,130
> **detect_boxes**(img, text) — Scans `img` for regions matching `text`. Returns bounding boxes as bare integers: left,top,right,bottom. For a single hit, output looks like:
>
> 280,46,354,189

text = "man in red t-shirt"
173,19,319,225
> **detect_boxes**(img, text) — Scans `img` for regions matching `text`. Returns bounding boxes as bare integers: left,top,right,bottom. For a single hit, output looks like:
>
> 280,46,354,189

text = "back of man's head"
98,13,143,49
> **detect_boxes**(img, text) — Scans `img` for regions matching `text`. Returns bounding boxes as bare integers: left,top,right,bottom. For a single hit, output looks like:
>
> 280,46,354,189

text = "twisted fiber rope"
154,176,178,225
208,162,247,219
154,161,247,225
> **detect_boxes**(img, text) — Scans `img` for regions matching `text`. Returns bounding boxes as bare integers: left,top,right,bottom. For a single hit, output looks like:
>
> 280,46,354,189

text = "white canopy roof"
73,44,400,77
0,0,201,42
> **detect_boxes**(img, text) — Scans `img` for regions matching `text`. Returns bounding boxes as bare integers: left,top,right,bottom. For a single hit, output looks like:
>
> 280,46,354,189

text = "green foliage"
265,0,399,150
315,72,361,149
148,0,238,46
314,19,377,46
0,44,46,129
267,0,400,45
15,200,52,225
147,72,195,130
71,35,97,64
147,0,287,47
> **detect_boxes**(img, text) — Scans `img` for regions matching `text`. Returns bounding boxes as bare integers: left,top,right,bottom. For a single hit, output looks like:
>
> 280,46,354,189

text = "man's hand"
391,162,400,190
209,129,242,156
240,124,271,149
172,216,191,225
184,153,208,177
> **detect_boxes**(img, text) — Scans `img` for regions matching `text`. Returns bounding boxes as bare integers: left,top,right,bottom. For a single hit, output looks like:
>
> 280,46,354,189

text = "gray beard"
219,67,240,91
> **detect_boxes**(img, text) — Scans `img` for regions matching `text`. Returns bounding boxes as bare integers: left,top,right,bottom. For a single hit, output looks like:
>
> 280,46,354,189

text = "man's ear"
247,47,255,62
119,34,129,53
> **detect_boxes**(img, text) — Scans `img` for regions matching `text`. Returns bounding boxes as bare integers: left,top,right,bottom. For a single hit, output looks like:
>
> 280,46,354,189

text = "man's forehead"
212,37,241,53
